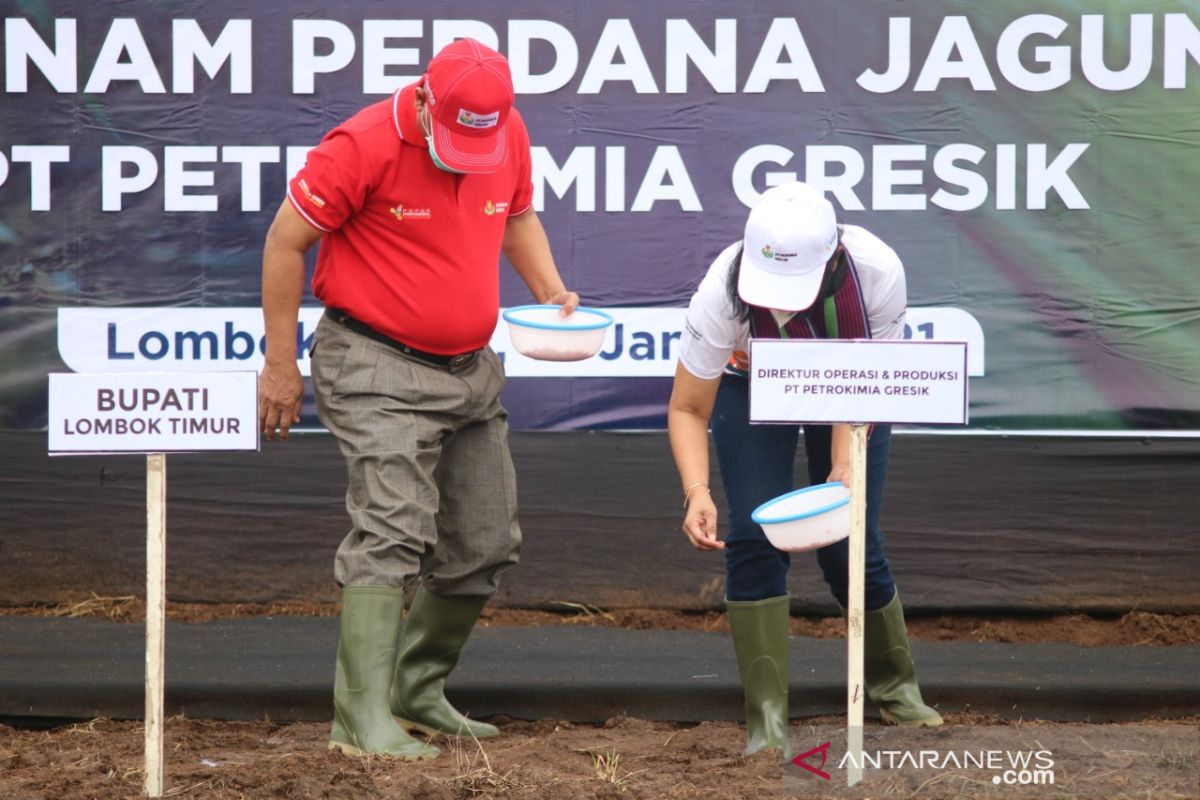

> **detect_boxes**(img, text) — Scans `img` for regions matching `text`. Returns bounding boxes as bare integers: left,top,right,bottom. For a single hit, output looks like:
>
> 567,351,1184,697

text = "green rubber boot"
390,588,500,739
328,586,441,759
726,595,791,756
864,592,943,727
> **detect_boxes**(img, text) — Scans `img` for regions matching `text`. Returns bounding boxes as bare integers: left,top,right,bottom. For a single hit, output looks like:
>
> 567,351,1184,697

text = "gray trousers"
311,314,521,597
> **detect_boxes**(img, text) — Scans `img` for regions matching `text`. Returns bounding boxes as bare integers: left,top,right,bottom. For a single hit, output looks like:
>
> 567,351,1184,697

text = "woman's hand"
669,361,724,551
828,423,853,486
827,460,852,487
682,487,724,551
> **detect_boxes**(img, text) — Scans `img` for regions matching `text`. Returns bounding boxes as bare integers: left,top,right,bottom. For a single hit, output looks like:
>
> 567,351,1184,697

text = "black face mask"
812,230,847,304
817,253,846,300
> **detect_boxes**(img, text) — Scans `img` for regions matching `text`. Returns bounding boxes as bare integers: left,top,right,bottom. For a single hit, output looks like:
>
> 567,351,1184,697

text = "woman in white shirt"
668,182,941,756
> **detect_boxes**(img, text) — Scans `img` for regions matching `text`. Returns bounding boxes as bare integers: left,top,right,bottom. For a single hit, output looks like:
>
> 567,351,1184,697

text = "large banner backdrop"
3,2,1199,431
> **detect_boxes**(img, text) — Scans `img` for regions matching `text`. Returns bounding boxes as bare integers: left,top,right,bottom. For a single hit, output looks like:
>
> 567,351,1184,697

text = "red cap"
423,38,514,174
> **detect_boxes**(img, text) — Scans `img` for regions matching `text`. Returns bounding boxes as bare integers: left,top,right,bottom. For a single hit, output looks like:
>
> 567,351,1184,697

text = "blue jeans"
711,375,897,609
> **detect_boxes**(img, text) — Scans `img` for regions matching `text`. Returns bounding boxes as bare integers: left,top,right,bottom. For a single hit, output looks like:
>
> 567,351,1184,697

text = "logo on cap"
457,108,500,129
760,243,799,264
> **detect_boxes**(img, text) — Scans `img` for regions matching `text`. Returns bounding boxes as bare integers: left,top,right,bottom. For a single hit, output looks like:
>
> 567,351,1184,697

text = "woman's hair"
724,243,751,322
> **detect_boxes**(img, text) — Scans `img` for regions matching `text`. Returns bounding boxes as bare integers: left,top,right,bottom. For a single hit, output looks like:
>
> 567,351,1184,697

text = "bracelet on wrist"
683,481,710,508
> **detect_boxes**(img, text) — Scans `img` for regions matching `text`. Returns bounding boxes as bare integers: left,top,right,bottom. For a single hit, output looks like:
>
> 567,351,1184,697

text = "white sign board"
48,372,259,454
749,340,968,425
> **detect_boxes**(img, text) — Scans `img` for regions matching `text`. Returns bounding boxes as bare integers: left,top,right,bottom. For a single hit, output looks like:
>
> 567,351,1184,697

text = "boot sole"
327,739,440,760
879,709,944,728
394,716,500,739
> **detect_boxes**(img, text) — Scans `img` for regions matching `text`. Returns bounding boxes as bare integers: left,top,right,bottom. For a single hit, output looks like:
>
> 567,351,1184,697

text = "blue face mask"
426,134,466,174
420,106,465,174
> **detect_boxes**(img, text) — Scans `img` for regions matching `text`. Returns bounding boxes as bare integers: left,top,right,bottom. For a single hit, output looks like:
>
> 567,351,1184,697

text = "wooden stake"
846,424,867,786
144,453,166,798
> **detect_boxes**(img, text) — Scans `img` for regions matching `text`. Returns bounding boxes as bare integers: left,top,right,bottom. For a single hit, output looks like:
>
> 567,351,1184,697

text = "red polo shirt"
287,81,534,355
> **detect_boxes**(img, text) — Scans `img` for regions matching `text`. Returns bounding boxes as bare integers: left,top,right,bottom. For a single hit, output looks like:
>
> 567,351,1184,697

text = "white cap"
737,182,839,312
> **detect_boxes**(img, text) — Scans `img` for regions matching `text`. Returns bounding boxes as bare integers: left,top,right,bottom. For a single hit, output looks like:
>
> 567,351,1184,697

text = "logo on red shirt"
483,200,509,216
298,179,326,209
389,205,432,221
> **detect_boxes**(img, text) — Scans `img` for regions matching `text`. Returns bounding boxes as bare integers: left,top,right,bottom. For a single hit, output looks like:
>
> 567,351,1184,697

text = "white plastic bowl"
502,305,614,362
751,482,851,552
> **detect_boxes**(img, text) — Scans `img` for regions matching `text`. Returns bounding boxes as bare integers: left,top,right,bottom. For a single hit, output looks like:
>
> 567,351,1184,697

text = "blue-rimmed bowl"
751,482,851,552
502,305,614,361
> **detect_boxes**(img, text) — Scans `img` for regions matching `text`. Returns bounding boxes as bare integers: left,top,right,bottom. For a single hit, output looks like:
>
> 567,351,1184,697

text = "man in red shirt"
258,38,578,760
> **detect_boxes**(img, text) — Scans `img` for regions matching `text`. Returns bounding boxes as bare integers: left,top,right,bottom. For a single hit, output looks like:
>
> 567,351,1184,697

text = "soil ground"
3,595,1198,647
3,597,1197,798
2,714,1196,800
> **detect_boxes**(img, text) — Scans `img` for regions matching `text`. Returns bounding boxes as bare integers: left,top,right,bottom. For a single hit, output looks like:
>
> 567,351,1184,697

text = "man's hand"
258,200,321,441
682,489,724,551
259,360,304,441
503,210,577,317
545,289,580,317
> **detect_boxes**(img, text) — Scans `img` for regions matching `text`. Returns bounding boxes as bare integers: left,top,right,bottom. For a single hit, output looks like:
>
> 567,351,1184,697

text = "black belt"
324,309,479,368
